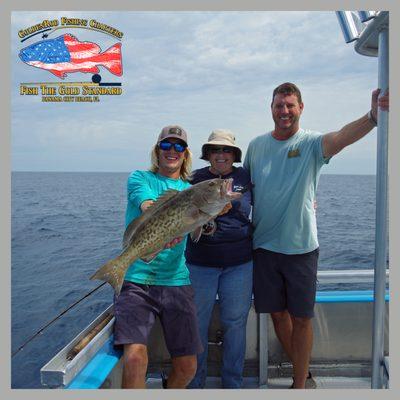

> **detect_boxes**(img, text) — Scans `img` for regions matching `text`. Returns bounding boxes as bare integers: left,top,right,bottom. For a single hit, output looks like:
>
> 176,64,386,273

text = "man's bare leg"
166,355,197,388
271,311,313,389
122,344,148,388
270,310,294,360
290,316,313,389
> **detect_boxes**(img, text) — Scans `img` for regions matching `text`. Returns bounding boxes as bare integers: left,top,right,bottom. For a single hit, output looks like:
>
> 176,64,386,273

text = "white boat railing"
316,269,389,285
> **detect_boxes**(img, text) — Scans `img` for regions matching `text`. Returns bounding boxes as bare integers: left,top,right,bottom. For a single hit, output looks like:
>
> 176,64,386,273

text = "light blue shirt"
124,170,191,285
243,129,329,254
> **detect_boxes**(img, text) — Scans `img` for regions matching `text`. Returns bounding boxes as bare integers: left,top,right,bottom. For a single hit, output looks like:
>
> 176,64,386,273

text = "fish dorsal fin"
145,189,179,213
64,34,100,54
122,189,179,250
64,33,78,42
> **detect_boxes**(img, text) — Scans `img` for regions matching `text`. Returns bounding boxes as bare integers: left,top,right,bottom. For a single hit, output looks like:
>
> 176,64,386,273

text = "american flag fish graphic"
19,34,122,79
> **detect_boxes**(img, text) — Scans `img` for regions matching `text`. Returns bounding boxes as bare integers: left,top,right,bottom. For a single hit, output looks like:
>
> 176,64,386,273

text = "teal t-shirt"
123,170,191,285
243,129,329,254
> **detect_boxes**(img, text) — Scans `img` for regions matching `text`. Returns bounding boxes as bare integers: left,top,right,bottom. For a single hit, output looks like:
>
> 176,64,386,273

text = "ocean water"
11,172,379,388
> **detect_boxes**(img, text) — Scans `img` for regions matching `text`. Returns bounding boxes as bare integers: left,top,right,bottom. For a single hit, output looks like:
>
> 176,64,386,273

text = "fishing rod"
12,183,254,359
12,282,107,358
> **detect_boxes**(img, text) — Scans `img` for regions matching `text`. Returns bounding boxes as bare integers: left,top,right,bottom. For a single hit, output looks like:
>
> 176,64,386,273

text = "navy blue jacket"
185,167,253,268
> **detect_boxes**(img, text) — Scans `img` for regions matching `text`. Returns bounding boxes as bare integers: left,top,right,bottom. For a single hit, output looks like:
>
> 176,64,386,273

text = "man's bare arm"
322,89,389,158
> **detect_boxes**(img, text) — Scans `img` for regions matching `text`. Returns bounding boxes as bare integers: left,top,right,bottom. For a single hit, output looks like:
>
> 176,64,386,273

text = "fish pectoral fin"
50,69,66,78
186,210,214,241
183,208,211,226
182,207,202,225
190,226,203,243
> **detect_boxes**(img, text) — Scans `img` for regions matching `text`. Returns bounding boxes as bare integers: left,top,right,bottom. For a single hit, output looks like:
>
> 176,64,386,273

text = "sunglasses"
159,140,187,153
209,147,234,154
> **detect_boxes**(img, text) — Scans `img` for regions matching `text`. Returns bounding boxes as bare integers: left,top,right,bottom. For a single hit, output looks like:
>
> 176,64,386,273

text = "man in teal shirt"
244,82,389,388
114,125,203,388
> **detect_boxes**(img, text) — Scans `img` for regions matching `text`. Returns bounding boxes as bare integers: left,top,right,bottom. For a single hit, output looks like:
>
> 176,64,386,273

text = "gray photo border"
2,0,398,399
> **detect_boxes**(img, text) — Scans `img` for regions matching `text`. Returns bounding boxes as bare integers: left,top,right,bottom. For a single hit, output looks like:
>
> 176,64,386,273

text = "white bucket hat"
200,129,242,162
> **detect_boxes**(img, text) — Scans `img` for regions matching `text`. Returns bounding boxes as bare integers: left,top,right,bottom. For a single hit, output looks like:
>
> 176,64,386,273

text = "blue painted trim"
66,335,122,389
316,290,389,303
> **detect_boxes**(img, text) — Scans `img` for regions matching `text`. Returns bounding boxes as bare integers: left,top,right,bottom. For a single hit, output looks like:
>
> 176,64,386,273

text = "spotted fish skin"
90,178,241,295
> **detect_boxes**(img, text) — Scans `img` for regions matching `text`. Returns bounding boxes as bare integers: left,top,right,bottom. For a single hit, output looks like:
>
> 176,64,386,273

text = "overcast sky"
11,11,379,174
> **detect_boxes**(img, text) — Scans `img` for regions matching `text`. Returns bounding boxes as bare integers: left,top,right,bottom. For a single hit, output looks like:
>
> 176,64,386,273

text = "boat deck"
145,375,372,389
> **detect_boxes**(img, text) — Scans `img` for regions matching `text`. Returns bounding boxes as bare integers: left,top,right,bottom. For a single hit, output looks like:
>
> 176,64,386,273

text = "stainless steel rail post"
258,313,268,387
371,26,389,389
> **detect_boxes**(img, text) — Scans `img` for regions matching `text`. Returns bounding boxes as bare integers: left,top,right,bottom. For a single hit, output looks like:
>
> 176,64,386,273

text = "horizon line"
11,170,377,176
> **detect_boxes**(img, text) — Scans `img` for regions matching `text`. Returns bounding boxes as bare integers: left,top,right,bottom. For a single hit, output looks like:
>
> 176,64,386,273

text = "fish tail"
100,43,122,76
90,253,133,296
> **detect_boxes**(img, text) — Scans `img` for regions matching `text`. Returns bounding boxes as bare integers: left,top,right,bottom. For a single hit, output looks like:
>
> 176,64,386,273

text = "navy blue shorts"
253,248,319,318
113,281,203,357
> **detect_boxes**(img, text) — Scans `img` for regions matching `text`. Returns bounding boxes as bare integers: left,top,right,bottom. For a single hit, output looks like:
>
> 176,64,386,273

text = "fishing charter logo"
18,17,124,103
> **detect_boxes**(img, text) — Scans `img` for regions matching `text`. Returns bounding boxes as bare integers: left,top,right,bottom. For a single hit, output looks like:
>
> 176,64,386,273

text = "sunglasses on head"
209,147,234,154
159,140,187,153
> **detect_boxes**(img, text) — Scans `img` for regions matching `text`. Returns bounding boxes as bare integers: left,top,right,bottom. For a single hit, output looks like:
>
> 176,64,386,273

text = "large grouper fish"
90,178,242,295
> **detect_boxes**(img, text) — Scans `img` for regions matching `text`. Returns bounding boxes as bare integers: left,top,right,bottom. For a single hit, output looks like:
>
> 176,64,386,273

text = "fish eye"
209,182,215,186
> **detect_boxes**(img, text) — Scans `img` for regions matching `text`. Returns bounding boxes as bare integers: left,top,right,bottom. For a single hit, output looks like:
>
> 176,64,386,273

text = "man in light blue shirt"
244,82,389,388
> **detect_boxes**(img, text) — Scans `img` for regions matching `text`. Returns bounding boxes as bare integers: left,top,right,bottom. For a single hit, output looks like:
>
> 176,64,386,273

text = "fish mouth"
222,178,241,199
221,178,232,194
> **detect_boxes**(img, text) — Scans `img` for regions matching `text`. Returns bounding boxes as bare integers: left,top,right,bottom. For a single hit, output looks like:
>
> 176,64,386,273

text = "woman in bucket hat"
186,129,253,389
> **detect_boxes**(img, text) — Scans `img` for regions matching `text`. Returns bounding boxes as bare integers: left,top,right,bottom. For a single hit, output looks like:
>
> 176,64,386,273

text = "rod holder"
358,11,377,23
336,11,365,43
